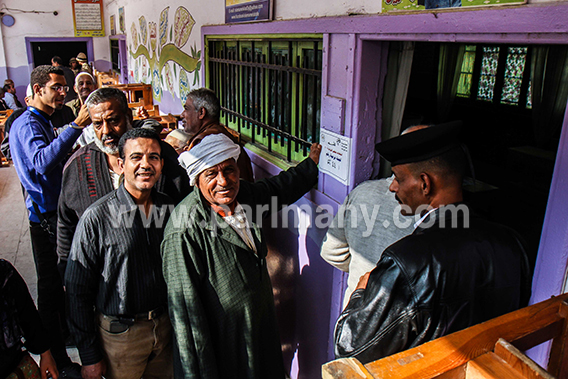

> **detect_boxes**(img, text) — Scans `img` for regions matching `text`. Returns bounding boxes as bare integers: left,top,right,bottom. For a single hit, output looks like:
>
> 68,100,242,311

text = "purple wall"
204,4,568,376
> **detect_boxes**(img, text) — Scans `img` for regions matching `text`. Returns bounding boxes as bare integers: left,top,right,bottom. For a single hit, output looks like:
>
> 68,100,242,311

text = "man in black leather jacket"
333,122,531,364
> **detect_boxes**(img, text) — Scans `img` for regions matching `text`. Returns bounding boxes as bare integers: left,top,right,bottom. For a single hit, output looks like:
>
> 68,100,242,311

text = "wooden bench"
322,293,568,378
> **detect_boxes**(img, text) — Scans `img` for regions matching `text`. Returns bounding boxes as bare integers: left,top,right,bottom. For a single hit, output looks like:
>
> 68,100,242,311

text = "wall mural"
129,6,201,107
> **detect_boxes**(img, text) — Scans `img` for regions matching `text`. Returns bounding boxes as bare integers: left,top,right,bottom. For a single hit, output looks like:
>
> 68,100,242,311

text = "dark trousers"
29,213,72,369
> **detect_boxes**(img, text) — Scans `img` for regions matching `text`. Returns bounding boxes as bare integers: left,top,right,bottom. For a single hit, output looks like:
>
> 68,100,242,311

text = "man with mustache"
10,65,91,379
66,128,175,379
57,87,190,274
332,122,531,364
163,134,321,378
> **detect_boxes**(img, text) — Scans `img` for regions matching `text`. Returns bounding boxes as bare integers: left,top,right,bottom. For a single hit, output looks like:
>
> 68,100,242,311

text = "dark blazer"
334,205,531,364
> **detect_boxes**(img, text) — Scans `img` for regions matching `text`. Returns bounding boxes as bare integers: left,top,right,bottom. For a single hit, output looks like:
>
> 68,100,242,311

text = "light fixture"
1,13,15,27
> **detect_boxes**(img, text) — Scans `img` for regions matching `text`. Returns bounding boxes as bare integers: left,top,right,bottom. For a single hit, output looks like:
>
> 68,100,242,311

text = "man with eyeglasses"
10,65,91,379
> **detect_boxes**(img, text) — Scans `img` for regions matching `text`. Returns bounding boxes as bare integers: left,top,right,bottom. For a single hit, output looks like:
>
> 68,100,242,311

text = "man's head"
181,88,221,136
4,79,15,94
69,57,79,69
74,72,96,103
0,87,5,100
29,65,68,114
178,133,241,211
51,56,63,67
165,129,191,155
86,87,132,155
118,128,163,196
376,122,465,216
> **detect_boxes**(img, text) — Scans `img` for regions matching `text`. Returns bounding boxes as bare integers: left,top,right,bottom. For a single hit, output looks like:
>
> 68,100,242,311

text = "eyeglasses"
44,85,69,93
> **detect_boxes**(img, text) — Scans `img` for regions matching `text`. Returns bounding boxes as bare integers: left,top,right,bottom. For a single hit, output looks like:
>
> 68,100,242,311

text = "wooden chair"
322,293,568,379
111,83,153,106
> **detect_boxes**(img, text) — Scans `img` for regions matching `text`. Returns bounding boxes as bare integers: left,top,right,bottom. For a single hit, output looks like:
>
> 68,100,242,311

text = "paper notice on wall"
320,129,351,185
72,0,105,37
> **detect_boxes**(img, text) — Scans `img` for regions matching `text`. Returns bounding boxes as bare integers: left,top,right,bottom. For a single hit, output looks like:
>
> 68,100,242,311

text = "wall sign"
225,0,272,23
320,129,352,185
110,15,116,35
72,0,105,37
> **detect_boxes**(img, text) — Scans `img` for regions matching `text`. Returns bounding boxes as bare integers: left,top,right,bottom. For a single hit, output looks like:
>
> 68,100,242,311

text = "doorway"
25,37,93,69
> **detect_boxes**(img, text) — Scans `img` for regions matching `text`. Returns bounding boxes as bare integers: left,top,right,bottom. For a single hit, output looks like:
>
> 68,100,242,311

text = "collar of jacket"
115,184,164,216
190,185,264,257
414,202,471,233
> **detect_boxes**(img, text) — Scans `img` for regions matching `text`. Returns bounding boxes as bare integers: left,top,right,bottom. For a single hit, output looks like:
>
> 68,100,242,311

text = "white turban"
178,133,241,186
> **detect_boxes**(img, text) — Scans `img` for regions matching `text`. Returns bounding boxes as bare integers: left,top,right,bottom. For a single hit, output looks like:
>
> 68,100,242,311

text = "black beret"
375,121,462,166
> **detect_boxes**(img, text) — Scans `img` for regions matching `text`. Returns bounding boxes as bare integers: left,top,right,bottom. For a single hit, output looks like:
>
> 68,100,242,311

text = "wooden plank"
322,358,374,379
466,353,525,379
547,300,568,378
357,294,568,379
493,338,554,379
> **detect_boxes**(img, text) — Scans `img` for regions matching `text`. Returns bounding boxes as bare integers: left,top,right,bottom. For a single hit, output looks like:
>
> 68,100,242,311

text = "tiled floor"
0,162,80,364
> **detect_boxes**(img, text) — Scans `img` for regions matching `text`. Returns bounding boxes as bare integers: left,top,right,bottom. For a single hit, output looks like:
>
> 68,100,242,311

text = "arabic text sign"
320,129,351,185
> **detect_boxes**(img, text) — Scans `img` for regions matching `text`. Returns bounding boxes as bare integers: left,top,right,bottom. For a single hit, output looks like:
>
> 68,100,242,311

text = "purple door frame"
204,2,568,371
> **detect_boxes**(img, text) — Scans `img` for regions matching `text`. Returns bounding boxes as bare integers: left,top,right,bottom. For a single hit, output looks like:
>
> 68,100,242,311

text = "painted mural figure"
162,134,321,378
333,122,532,363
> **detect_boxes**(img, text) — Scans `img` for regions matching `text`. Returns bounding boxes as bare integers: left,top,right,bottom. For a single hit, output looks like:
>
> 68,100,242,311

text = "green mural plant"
129,6,200,106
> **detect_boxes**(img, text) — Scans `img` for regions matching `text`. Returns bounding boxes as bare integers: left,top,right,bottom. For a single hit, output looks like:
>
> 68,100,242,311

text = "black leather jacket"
334,205,531,364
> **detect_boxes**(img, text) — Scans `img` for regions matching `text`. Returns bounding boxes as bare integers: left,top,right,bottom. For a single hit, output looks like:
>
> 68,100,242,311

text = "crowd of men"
1,59,531,379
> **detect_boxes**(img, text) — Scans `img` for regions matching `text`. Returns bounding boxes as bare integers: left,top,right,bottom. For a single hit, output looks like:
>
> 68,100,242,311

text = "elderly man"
333,122,531,363
181,88,254,181
162,134,321,378
66,72,96,117
66,128,175,379
10,65,91,378
57,87,190,273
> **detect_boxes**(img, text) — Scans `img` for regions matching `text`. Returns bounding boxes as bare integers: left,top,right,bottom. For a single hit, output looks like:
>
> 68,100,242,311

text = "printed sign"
226,0,272,23
320,129,351,185
72,0,105,37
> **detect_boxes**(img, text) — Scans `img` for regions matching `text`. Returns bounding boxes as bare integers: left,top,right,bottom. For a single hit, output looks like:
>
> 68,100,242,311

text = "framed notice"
110,15,116,35
226,0,272,23
319,129,352,185
72,0,105,37
118,7,125,33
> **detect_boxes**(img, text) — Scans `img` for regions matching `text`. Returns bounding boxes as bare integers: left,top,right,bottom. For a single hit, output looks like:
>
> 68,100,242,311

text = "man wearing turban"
162,134,321,378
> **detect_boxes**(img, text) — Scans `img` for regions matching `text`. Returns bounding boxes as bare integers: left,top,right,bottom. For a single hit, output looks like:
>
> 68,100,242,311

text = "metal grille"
208,38,322,162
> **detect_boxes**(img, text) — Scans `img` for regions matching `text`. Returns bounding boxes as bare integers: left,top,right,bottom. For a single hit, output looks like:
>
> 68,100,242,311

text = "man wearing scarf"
162,134,321,378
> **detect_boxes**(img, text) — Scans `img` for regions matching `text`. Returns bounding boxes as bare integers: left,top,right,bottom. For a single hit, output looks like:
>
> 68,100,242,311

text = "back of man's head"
30,65,64,97
188,88,221,121
51,56,63,66
85,87,129,116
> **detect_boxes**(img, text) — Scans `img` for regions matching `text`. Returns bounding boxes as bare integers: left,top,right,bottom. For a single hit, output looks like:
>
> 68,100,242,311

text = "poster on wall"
72,0,105,37
383,0,525,12
110,15,116,35
225,0,272,23
319,129,352,185
119,7,125,33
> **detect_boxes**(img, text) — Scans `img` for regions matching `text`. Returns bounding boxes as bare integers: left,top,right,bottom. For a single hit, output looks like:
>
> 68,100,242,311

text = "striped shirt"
65,185,174,365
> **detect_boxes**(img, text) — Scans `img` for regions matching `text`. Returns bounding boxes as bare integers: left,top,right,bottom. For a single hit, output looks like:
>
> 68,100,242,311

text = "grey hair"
187,88,221,121
85,87,129,115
